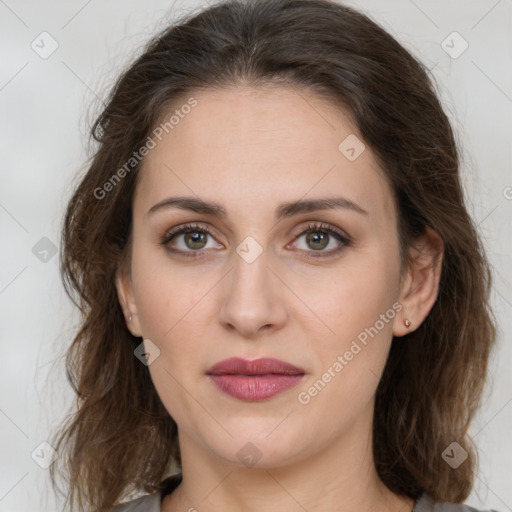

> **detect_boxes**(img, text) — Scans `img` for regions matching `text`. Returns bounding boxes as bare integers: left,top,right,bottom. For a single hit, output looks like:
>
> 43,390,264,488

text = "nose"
218,245,288,339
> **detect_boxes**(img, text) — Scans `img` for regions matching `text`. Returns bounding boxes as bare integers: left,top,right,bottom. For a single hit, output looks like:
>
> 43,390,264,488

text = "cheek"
131,256,211,425
295,255,400,410
130,247,217,414
130,243,210,340
296,254,399,342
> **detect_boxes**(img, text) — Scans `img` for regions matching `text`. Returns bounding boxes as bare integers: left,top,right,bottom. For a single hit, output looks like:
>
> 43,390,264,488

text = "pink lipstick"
206,357,305,401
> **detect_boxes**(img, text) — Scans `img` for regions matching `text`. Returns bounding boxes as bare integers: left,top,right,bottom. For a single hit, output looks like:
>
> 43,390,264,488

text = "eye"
161,221,351,259
161,223,221,257
288,222,351,258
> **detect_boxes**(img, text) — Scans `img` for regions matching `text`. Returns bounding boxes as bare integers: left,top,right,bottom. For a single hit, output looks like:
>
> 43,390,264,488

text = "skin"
115,85,443,512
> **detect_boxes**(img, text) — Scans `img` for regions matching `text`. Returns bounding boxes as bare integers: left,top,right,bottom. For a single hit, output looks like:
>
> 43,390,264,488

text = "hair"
49,0,496,510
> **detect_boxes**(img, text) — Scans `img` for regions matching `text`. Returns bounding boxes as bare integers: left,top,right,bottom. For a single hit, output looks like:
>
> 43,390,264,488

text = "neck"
162,405,414,512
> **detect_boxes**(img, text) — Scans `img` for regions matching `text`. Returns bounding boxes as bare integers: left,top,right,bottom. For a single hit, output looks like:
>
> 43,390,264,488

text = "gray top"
101,487,500,512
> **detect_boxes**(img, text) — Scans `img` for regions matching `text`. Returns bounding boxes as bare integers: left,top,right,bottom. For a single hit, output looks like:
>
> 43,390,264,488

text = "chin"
204,429,308,470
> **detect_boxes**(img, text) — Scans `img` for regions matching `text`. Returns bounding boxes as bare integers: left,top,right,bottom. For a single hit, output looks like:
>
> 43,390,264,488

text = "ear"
114,264,143,338
393,226,444,337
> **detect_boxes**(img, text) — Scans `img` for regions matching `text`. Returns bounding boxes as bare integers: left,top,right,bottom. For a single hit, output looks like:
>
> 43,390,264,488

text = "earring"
128,311,132,322
404,319,411,328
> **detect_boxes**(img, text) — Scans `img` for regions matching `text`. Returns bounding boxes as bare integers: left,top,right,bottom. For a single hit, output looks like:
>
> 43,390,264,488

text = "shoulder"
97,473,182,512
98,491,161,512
415,493,501,512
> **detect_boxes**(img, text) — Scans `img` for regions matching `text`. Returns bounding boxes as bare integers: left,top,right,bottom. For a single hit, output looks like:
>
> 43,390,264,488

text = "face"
116,85,413,469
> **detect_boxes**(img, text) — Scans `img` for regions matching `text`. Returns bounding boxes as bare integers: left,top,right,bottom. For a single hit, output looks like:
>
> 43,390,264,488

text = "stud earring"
404,319,411,328
123,300,132,322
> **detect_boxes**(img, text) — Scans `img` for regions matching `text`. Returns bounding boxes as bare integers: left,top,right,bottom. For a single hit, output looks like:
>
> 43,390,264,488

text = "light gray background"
1,1,511,511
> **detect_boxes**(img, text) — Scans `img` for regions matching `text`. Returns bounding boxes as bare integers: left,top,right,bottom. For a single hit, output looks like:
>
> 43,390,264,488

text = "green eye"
161,221,351,259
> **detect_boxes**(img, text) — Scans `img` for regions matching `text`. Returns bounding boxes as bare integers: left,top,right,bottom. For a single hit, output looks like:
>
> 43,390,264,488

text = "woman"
49,0,498,511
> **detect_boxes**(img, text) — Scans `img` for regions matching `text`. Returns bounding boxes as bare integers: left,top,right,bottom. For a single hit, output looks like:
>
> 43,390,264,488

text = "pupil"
187,231,205,248
308,232,327,250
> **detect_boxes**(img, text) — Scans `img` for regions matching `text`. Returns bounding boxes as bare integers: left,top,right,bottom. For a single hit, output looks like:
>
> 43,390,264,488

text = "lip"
206,357,306,401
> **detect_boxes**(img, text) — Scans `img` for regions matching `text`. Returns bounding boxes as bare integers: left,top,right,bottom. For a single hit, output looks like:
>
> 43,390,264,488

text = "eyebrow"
147,195,368,220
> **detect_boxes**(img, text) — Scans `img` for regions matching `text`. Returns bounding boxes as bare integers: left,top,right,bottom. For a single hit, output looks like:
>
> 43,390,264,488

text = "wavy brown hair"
49,0,496,510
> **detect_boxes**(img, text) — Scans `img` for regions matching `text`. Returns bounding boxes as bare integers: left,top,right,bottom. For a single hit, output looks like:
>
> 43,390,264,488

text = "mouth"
206,357,306,401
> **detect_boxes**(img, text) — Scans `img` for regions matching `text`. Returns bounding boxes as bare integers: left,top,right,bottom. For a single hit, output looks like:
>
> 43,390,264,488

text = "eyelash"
160,222,351,259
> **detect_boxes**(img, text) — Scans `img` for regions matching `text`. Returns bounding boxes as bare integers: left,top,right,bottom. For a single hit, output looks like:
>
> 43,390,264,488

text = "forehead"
134,85,395,223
